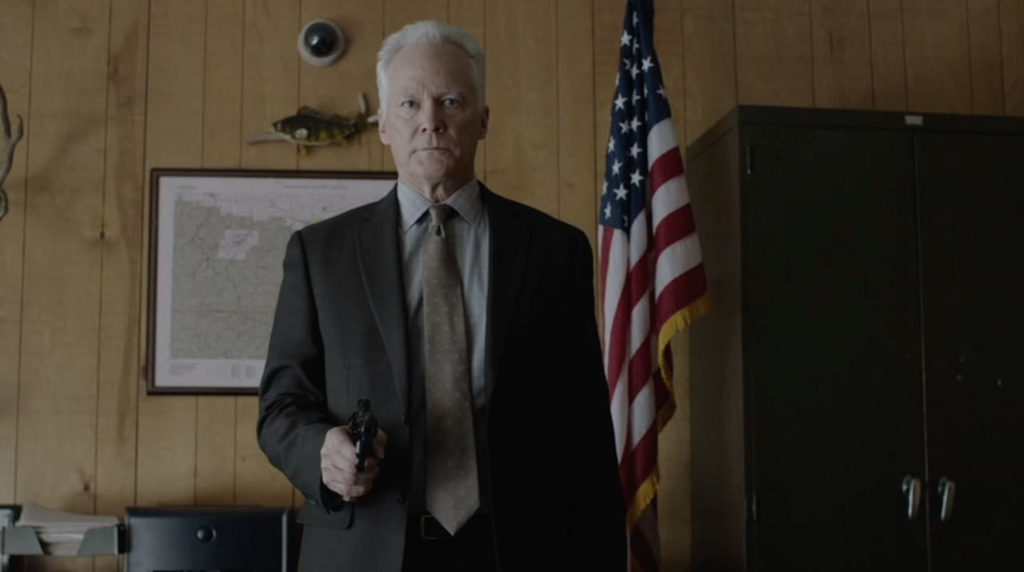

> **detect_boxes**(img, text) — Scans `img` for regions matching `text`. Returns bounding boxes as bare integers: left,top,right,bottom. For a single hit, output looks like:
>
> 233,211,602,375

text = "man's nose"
419,101,446,133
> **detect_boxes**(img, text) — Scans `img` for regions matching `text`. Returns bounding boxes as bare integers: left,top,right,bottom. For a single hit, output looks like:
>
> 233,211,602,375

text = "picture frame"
147,168,395,394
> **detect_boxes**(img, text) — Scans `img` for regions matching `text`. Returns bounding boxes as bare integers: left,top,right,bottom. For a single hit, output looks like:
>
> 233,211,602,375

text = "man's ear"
378,111,389,145
479,106,489,140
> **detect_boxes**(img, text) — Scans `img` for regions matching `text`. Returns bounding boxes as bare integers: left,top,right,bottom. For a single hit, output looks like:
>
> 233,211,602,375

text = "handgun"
346,399,378,472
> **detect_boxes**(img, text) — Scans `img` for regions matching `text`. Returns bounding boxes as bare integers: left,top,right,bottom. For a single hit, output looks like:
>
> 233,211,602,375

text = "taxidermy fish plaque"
248,92,377,152
0,84,25,223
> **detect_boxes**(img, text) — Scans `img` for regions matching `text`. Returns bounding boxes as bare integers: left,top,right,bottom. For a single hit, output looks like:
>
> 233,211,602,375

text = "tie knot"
429,204,456,237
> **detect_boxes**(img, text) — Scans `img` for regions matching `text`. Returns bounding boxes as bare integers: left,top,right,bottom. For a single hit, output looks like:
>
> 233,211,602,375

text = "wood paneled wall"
1,1,1022,570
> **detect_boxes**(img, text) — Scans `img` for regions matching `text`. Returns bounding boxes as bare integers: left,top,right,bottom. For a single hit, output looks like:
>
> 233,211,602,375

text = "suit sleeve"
567,229,628,568
257,231,339,509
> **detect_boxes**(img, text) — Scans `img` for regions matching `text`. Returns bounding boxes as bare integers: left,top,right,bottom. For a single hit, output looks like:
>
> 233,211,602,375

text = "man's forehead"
391,41,470,68
387,46,475,91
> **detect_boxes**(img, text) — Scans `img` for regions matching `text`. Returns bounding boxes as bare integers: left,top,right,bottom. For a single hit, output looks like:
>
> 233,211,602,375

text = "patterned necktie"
422,203,480,535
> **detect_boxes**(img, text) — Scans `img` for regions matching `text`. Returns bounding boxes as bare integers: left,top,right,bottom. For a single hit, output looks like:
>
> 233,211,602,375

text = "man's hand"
320,425,388,502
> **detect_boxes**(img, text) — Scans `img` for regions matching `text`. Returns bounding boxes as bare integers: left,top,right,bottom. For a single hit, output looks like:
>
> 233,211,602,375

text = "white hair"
376,20,486,116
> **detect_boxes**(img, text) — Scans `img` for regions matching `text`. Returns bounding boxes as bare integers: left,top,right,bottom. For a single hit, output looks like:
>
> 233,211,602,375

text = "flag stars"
630,170,645,187
603,9,679,231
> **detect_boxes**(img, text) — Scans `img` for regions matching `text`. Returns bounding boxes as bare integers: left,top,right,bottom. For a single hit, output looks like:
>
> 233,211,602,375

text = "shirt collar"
396,179,483,232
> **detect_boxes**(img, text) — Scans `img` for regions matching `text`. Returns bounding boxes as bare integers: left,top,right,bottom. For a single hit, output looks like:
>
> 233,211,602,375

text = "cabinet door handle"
902,475,922,520
938,477,956,522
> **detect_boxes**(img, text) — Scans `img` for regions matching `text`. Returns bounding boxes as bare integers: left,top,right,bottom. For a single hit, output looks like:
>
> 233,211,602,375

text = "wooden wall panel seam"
591,0,598,228
555,2,561,219
193,0,205,509
480,0,487,182
731,0,740,108
966,0,1006,114
199,0,209,168
807,0,815,106
590,0,598,236
6,0,36,510
240,0,248,167
18,0,38,442
996,0,1006,111
814,1,875,109
134,0,152,508
382,0,389,173
1000,0,1024,115
677,0,688,144
92,0,117,516
95,0,148,531
868,0,909,110
866,0,876,108
965,0,975,112
133,0,155,510
901,0,909,107
239,0,248,169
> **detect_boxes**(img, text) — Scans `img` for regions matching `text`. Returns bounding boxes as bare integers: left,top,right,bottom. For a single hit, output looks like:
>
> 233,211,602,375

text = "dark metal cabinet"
687,106,1024,572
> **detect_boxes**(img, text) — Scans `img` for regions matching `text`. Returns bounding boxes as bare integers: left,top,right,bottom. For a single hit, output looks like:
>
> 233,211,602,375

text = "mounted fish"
0,84,25,223
248,92,377,153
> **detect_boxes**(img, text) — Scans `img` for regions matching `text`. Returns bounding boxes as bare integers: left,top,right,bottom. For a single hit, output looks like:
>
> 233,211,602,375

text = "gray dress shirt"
397,180,491,410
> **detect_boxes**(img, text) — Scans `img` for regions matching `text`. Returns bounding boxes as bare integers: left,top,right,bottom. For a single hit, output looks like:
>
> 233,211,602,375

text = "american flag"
599,0,710,569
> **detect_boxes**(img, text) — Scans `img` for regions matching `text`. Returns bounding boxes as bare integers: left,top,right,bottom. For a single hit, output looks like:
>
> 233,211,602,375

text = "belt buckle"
419,514,450,541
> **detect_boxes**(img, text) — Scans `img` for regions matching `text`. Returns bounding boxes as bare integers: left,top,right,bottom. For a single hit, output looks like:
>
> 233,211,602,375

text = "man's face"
379,42,488,195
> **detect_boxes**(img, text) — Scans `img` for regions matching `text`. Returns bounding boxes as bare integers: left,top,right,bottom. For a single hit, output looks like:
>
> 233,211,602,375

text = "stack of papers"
14,502,119,556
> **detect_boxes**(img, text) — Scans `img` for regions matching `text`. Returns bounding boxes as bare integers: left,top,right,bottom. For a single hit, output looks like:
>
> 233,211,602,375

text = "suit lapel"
483,187,532,402
355,189,409,412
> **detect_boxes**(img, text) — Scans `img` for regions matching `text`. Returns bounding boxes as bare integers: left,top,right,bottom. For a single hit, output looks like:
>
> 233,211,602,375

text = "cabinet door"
918,131,1024,571
743,123,926,571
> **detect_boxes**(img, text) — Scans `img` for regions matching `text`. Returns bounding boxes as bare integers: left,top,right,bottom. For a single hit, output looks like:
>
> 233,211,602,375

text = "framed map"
147,168,395,394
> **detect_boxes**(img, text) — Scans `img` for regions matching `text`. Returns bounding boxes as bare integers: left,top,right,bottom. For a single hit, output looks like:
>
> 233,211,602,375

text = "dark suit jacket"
258,185,626,571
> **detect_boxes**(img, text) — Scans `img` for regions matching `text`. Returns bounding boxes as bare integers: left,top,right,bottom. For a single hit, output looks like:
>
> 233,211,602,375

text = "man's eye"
442,97,461,107
399,100,417,109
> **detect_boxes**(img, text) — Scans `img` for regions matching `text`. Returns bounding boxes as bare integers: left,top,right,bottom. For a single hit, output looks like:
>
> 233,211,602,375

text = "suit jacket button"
396,491,407,505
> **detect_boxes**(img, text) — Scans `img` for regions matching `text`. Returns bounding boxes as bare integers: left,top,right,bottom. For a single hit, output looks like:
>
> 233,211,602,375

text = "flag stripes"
598,0,710,569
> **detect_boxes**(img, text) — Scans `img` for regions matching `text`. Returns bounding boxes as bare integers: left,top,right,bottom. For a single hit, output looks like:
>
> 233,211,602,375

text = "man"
258,20,625,571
